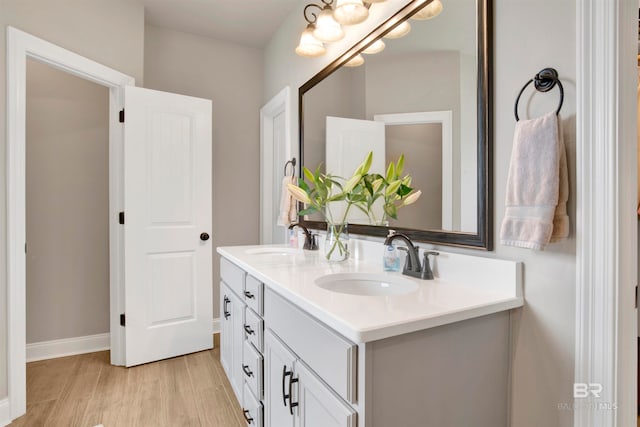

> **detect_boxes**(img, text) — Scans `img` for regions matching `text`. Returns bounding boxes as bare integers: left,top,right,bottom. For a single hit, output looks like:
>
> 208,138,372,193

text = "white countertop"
217,243,523,344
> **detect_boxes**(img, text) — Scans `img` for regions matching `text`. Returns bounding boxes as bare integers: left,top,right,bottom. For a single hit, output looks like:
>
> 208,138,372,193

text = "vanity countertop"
217,244,523,343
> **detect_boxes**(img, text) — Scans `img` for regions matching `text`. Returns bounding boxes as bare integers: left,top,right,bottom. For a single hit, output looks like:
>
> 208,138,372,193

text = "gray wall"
0,0,145,400
144,24,264,320
263,0,576,425
26,59,110,344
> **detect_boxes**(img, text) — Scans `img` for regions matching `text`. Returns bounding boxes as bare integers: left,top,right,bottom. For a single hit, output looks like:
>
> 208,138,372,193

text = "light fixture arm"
303,3,323,24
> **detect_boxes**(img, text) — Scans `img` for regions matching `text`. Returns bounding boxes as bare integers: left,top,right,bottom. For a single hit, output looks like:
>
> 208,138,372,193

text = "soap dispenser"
383,230,401,272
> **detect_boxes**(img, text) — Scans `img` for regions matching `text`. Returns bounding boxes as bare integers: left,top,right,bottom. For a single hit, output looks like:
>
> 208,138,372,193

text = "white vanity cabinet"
221,257,267,426
264,329,356,427
220,281,245,400
218,249,520,427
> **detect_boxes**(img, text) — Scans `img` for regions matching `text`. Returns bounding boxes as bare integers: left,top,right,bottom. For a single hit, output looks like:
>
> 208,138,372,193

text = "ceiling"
140,0,302,48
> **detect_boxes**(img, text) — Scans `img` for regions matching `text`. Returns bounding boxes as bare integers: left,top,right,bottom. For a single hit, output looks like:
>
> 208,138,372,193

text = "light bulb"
412,0,443,20
313,5,344,42
362,39,385,54
384,21,411,39
295,24,326,57
334,0,369,25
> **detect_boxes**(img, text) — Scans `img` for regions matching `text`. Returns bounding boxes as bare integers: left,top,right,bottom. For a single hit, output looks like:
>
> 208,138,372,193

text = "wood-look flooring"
9,335,245,427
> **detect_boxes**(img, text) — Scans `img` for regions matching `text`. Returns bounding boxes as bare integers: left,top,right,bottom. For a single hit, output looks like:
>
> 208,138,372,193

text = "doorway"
25,59,111,362
6,26,133,420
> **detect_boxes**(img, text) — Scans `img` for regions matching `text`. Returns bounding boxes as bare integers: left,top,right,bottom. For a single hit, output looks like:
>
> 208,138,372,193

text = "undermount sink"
315,273,418,296
245,247,302,256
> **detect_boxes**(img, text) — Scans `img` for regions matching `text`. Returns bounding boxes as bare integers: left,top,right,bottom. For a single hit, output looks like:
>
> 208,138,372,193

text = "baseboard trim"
26,333,110,362
0,398,11,427
26,319,221,363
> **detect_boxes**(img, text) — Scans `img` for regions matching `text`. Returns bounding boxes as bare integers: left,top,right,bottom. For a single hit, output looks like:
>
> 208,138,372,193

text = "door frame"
6,27,133,420
373,111,454,230
260,86,291,244
574,0,637,425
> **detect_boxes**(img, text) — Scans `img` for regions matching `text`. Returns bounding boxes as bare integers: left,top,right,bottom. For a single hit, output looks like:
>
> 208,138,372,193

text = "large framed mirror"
298,0,492,250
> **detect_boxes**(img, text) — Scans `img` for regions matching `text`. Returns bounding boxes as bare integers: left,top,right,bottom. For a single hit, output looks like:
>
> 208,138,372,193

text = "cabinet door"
230,293,246,404
264,330,296,427
220,282,233,377
296,362,357,427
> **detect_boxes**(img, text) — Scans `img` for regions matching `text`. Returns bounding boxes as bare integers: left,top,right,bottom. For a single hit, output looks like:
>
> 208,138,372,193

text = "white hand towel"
500,112,569,250
277,175,298,226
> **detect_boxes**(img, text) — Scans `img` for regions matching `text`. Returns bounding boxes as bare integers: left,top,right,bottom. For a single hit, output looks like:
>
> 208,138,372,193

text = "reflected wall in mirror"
299,0,492,249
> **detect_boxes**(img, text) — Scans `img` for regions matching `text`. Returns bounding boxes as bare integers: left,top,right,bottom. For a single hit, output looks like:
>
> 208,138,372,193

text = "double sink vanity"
218,237,523,427
218,0,515,425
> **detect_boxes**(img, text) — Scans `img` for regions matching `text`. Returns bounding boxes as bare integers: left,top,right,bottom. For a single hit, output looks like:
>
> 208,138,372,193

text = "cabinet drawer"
244,275,264,316
221,257,245,296
244,307,264,353
243,382,264,427
243,340,264,400
264,289,357,404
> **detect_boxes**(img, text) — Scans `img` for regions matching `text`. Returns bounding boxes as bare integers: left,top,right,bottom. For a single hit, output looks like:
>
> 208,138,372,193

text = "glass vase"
324,222,349,262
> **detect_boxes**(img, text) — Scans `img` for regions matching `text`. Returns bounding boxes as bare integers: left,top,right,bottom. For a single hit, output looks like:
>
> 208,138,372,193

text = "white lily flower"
287,184,311,204
402,190,422,206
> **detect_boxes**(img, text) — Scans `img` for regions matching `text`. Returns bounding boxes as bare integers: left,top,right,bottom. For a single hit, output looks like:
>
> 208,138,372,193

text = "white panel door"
124,86,212,367
264,329,296,427
326,116,385,224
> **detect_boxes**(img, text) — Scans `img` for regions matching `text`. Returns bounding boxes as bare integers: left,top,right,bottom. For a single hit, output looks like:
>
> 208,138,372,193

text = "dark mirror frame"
298,0,493,250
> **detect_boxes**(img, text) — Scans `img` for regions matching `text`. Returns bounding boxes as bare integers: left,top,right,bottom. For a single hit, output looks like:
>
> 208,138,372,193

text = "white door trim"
6,27,134,420
574,0,636,426
260,86,291,244
374,111,454,230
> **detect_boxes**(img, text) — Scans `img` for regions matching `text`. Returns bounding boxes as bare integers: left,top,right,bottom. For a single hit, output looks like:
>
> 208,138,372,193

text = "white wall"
26,59,110,344
263,0,576,426
0,0,145,400
144,24,264,319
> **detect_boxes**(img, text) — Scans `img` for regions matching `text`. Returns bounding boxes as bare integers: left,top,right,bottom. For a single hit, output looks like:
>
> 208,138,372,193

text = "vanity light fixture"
314,2,345,42
344,53,365,67
333,0,370,25
384,20,411,39
362,39,385,54
296,23,327,57
411,0,443,20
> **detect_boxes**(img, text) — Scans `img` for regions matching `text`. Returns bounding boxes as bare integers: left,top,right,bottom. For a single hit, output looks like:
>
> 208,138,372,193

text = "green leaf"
298,207,318,216
383,203,398,220
303,166,315,184
398,183,413,197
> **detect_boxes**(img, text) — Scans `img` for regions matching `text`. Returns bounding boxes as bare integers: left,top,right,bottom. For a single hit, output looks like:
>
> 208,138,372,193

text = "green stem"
325,203,351,260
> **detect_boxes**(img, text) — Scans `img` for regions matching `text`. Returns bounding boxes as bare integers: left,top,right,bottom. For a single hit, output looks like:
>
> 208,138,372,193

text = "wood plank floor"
9,336,245,427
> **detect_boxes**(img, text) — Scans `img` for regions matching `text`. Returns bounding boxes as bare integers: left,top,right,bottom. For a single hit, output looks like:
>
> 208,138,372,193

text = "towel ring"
284,158,296,177
514,68,564,121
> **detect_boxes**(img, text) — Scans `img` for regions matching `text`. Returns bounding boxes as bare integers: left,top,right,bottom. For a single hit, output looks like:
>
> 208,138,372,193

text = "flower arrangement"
287,151,421,261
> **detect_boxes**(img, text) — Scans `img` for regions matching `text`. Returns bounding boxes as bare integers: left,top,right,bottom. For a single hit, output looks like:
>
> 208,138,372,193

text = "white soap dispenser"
383,230,401,272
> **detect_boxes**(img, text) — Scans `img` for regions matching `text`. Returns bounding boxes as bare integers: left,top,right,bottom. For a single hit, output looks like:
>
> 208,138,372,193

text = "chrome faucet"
288,223,318,250
383,233,439,280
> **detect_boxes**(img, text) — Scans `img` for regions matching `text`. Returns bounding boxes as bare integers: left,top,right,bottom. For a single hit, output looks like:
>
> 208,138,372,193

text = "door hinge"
120,313,126,327
119,211,125,225
635,286,638,309
25,243,27,253
119,109,125,123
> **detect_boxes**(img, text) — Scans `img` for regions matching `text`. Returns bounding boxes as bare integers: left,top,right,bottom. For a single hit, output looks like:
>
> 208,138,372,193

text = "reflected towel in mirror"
277,175,298,226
